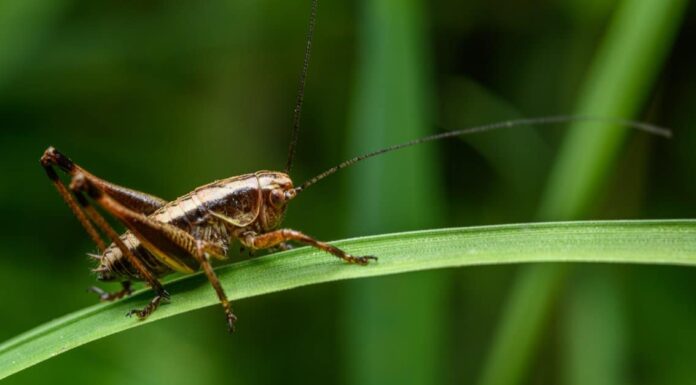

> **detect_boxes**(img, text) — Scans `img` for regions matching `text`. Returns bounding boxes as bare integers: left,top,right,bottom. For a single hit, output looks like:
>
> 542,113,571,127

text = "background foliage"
0,0,694,384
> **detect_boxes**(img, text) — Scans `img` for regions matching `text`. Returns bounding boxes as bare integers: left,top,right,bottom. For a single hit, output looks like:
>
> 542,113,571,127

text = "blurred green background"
1,0,695,384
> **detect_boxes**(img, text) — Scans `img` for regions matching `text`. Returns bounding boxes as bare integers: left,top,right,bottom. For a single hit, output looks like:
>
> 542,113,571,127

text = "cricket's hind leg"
240,229,377,265
43,147,236,330
73,184,237,331
40,148,107,253
40,146,167,215
69,177,170,319
40,147,169,313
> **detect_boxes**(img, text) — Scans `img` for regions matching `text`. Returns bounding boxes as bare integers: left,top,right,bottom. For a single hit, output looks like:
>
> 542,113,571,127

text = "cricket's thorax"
95,171,294,281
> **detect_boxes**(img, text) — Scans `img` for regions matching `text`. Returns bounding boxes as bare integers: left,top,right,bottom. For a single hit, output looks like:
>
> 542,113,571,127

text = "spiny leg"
75,182,237,329
41,146,167,215
41,147,171,316
73,190,163,287
125,292,169,319
197,242,237,332
40,154,107,252
89,281,133,301
41,146,171,303
267,242,294,253
41,152,137,301
241,229,377,265
70,186,169,318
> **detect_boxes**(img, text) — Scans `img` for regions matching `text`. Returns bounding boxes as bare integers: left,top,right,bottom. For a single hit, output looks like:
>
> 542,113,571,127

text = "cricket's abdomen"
96,232,173,280
97,220,232,281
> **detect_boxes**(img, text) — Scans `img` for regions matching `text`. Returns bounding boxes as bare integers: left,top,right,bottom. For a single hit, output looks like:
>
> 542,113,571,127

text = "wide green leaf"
1,220,695,380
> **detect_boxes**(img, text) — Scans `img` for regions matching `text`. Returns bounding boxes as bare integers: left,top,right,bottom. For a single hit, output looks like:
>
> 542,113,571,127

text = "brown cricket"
40,0,671,332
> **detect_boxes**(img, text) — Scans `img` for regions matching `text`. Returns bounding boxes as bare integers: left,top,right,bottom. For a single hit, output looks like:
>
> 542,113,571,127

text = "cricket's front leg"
240,229,377,265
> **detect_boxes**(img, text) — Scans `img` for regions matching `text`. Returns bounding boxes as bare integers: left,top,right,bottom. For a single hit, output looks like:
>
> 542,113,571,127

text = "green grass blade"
477,1,689,384
1,220,695,380
477,263,571,385
345,0,445,383
539,0,689,219
562,267,629,385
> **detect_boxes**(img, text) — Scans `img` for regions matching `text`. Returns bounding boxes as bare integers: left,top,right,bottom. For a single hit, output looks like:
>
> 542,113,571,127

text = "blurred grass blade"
440,78,552,218
539,0,688,219
0,0,69,91
477,1,689,385
345,0,446,383
562,267,628,385
477,263,571,385
1,220,695,380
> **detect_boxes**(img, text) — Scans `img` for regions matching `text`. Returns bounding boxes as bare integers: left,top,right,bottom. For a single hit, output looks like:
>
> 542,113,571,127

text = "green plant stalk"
1,220,695,381
477,1,689,385
345,0,445,383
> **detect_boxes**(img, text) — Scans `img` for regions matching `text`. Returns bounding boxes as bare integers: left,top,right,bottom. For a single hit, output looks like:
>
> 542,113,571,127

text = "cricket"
40,0,671,332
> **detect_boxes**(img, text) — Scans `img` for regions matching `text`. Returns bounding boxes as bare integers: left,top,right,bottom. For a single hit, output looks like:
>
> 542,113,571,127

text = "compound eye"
284,188,297,200
270,189,285,207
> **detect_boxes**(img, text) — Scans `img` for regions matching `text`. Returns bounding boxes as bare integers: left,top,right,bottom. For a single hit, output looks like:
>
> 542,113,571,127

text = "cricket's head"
256,171,297,230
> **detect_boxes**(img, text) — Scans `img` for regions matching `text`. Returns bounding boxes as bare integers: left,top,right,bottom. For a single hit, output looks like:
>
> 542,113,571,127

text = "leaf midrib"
0,219,695,380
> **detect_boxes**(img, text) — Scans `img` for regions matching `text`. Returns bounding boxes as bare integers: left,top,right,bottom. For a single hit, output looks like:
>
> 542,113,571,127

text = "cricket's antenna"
285,0,319,174
294,115,672,193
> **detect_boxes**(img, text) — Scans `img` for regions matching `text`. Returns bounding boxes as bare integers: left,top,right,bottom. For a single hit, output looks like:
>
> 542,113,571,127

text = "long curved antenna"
285,0,319,174
294,115,672,193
